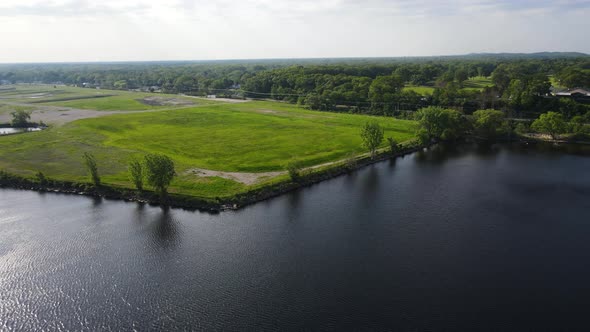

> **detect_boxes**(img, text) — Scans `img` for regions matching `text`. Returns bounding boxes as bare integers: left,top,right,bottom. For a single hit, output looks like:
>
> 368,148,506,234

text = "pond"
1,142,589,330
0,127,42,135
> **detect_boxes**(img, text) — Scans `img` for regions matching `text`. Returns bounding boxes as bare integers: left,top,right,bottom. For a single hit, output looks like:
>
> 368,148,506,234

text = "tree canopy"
531,112,568,140
0,55,588,119
144,153,176,196
472,109,507,139
415,106,464,143
360,122,384,159
10,110,31,128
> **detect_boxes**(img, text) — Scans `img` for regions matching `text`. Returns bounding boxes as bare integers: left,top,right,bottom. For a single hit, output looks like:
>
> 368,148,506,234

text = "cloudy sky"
0,0,588,63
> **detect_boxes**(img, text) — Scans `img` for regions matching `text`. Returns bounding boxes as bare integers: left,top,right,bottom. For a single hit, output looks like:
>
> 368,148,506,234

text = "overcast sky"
0,0,588,63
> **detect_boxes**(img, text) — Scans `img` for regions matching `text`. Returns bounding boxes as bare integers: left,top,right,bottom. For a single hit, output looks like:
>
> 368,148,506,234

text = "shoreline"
1,136,587,213
0,142,428,213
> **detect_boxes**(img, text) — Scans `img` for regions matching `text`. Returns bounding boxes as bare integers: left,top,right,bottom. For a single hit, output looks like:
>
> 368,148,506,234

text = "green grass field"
404,77,494,95
462,76,494,91
549,75,566,90
0,97,418,198
403,85,435,95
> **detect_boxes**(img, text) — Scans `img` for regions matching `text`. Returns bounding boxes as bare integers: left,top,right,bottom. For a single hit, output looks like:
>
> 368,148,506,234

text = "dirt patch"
0,99,252,126
27,93,54,99
138,96,195,107
186,168,285,185
180,95,249,103
0,102,159,126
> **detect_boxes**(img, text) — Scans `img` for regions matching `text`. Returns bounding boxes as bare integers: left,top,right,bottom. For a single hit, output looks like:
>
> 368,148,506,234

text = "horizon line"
0,51,588,66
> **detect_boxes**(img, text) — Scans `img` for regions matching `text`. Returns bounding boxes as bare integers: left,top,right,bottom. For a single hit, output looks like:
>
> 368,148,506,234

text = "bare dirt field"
0,102,153,126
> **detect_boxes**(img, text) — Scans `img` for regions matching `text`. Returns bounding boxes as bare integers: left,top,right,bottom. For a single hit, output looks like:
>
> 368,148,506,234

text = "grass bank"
0,92,419,204
0,139,425,211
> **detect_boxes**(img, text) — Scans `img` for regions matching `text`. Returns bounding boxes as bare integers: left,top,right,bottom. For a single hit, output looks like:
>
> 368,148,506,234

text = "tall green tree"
144,154,175,197
531,112,568,140
10,110,31,128
360,122,384,159
491,64,511,93
368,74,404,114
128,159,143,191
415,106,464,144
82,152,100,186
472,109,507,140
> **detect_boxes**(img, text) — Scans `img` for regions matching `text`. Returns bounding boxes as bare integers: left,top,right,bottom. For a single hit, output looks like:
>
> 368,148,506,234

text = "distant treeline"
1,54,589,118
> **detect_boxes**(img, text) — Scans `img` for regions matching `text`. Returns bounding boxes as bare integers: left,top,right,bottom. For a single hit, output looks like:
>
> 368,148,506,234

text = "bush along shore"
0,140,427,212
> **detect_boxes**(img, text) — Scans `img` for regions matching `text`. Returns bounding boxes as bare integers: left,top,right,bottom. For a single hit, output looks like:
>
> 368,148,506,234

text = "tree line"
2,56,588,119
81,152,175,199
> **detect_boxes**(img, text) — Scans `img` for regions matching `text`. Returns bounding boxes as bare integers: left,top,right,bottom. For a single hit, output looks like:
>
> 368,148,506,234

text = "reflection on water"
285,189,302,220
149,207,179,249
361,165,380,202
1,143,589,331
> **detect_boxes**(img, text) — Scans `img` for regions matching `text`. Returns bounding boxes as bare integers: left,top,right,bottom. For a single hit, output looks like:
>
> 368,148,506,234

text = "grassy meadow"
0,88,419,198
403,85,435,95
403,77,494,96
462,76,494,91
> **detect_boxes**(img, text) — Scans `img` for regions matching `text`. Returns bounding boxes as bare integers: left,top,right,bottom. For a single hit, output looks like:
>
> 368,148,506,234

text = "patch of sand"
186,168,285,185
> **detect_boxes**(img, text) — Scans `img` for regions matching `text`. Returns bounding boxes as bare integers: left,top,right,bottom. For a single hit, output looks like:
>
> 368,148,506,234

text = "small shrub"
344,153,358,170
36,171,47,185
515,122,530,134
286,160,303,182
387,137,399,155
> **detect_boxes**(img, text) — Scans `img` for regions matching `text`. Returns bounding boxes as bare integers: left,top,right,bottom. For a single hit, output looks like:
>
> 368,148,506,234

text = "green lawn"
404,85,435,95
0,100,418,198
549,75,565,90
462,76,494,91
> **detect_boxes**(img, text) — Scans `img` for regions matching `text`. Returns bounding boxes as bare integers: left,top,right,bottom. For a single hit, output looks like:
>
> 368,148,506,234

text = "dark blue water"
1,143,589,331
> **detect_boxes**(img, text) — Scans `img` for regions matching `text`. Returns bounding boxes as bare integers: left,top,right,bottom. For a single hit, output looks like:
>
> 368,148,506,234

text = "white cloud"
0,0,588,62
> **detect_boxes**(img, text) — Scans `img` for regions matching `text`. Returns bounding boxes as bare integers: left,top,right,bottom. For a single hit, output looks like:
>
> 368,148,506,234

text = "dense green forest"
1,53,589,119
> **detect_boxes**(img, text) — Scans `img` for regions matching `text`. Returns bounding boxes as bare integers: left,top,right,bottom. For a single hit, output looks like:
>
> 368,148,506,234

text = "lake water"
0,127,42,135
1,143,589,331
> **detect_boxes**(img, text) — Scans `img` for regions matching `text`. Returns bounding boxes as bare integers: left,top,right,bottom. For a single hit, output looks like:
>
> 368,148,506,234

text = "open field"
462,76,494,91
404,85,435,95
0,96,418,198
0,84,218,111
403,77,494,95
0,85,225,126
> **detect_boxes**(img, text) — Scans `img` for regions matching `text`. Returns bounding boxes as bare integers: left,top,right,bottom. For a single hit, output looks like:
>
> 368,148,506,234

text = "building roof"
555,88,590,97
